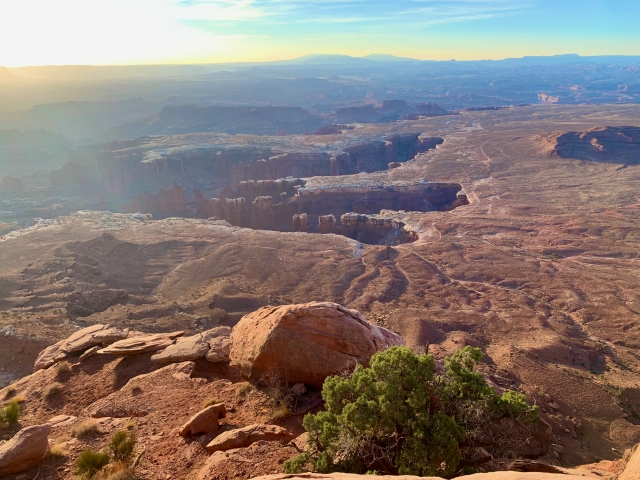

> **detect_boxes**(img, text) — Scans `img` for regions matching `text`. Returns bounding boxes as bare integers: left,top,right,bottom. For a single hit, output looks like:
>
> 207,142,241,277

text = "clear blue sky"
1,0,638,66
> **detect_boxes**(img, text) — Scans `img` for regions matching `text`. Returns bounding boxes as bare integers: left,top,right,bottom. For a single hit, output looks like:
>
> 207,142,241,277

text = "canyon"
43,131,455,243
1,104,640,479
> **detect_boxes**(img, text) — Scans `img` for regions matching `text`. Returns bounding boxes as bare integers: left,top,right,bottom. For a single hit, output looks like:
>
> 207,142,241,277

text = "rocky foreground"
0,302,639,480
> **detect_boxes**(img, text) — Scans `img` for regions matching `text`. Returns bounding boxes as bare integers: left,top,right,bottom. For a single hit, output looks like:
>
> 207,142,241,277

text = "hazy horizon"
1,0,639,67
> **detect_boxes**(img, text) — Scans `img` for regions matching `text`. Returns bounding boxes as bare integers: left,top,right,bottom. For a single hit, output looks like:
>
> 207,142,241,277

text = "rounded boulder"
229,302,404,388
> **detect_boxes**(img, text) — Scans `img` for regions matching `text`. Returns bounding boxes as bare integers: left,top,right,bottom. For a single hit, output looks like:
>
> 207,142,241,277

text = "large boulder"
179,403,227,437
619,443,640,480
229,302,404,388
0,424,52,476
205,424,295,453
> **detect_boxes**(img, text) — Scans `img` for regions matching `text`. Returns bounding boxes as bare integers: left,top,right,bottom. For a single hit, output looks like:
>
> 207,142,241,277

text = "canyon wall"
50,143,273,199
226,134,444,190
122,185,190,217
198,182,467,244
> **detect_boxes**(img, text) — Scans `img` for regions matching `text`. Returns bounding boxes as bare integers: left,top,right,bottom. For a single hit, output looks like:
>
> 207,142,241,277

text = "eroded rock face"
33,324,129,371
205,424,295,453
33,340,65,371
229,302,405,388
537,126,640,164
98,331,184,355
150,332,209,363
208,181,466,243
0,424,51,476
619,444,640,480
60,324,129,354
206,335,231,363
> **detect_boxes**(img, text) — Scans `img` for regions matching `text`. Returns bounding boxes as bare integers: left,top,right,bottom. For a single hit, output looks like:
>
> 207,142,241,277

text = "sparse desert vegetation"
0,397,21,430
0,71,639,480
43,381,63,399
71,420,101,439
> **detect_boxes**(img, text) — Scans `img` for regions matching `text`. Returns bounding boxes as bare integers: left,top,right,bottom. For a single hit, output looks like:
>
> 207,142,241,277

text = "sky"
0,0,639,66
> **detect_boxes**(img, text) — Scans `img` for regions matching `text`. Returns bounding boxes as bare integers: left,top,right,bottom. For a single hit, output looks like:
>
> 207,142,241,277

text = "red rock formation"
204,181,466,243
291,213,308,232
122,185,188,216
229,302,405,388
318,214,337,234
229,153,332,189
250,196,276,231
338,213,418,244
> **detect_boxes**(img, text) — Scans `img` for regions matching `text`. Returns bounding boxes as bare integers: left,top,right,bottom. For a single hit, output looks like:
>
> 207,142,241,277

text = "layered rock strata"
199,181,466,244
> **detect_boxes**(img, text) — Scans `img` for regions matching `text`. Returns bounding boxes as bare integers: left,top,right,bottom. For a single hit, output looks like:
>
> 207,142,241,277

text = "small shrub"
71,420,101,438
11,395,25,403
74,448,110,479
94,462,137,480
3,399,20,424
124,419,136,430
109,430,136,463
236,383,255,397
201,397,220,409
44,382,63,399
56,360,72,378
48,441,67,458
266,404,292,423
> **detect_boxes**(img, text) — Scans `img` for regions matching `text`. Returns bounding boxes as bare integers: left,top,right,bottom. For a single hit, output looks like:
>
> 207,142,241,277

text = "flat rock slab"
151,333,209,363
33,324,129,371
0,424,51,476
179,403,226,436
60,324,129,353
99,331,184,355
205,424,295,453
33,340,65,371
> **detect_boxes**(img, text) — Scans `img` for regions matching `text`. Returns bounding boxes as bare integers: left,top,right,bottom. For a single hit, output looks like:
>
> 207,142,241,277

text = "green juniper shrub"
284,346,539,477
0,399,21,429
109,430,136,463
74,448,110,479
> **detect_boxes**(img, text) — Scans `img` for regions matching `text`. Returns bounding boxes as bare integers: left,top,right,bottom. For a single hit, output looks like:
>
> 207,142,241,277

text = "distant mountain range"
5,54,640,81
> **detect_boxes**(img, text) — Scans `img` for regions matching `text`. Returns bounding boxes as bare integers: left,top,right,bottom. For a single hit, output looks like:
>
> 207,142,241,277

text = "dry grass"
235,382,256,397
124,419,136,430
265,404,293,423
47,441,67,458
94,461,138,480
201,397,220,409
44,382,63,399
71,420,101,439
56,360,72,378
